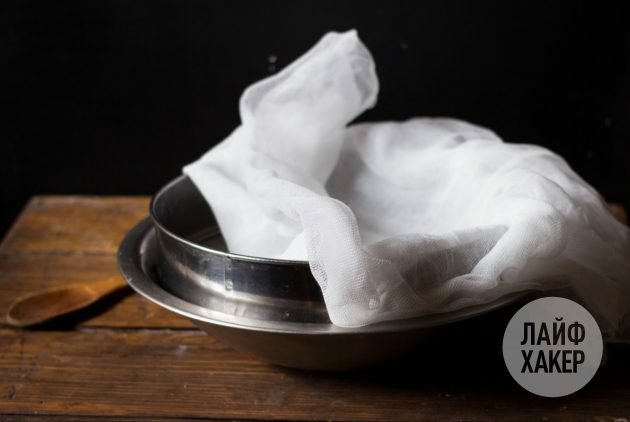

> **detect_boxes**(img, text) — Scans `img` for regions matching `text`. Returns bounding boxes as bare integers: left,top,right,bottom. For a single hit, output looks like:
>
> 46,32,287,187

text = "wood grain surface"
0,196,628,420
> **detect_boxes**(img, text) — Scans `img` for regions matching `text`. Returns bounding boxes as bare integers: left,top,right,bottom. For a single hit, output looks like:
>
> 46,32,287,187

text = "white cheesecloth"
184,30,630,340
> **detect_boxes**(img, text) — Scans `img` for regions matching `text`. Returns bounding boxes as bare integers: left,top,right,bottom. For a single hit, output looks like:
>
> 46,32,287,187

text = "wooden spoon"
6,277,128,327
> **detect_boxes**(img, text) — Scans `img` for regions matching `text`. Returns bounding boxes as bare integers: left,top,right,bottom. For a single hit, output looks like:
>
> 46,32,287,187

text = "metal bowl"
118,176,525,370
149,176,327,325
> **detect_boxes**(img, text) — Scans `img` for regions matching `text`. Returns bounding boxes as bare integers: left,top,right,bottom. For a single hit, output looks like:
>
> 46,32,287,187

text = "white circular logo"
502,297,603,397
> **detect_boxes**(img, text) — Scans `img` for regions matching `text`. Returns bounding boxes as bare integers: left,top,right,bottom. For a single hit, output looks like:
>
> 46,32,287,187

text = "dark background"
2,1,629,237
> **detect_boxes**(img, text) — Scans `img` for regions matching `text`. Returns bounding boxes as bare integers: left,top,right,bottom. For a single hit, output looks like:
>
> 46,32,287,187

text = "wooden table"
1,196,629,421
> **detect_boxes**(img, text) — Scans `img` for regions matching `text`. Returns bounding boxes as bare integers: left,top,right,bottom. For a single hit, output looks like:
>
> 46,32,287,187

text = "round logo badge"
502,297,603,397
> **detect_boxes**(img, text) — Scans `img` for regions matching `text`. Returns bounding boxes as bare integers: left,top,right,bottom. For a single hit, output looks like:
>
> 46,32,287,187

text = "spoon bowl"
6,277,127,327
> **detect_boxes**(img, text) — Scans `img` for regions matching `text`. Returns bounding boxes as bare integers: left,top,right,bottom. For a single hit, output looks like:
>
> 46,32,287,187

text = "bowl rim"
149,174,310,266
118,217,528,335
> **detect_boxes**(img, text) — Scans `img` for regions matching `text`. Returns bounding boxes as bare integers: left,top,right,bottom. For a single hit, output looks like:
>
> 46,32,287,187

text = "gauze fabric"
184,30,630,340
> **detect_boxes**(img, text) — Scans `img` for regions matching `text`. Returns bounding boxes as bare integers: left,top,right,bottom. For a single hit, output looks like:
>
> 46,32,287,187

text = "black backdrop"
3,1,629,236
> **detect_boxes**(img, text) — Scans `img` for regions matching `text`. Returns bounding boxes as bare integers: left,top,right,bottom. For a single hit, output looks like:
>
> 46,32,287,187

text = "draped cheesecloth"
184,30,630,340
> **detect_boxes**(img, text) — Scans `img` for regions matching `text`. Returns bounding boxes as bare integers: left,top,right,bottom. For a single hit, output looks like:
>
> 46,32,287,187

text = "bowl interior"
151,176,229,250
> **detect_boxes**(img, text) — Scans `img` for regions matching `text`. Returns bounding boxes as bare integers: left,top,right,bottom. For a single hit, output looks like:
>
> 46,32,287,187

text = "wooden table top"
0,196,628,421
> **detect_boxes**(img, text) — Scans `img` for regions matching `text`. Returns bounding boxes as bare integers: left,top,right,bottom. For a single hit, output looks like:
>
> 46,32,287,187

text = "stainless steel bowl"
118,176,525,370
149,176,327,325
